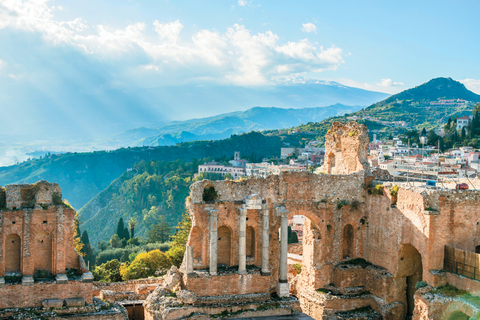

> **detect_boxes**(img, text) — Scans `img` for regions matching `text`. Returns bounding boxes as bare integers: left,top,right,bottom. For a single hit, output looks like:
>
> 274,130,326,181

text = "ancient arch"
217,225,232,266
5,234,21,274
396,244,423,318
246,226,255,258
342,224,354,259
190,226,204,263
441,300,476,320
446,311,469,320
34,231,53,273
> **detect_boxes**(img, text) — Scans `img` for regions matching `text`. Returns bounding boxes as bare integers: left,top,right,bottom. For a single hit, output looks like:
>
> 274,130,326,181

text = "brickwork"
0,181,92,310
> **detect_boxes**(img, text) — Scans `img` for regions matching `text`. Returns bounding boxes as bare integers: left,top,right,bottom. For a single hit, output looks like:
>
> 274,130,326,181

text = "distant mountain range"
100,104,367,147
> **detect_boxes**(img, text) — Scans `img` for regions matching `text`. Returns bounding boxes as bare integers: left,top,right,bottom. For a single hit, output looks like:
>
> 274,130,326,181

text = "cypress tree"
123,227,130,241
116,218,126,239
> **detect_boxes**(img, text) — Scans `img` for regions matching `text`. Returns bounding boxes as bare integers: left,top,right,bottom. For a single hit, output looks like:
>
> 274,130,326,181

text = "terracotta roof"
458,116,470,120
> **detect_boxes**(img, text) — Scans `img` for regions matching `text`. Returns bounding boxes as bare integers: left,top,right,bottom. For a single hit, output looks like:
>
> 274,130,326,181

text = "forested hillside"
79,158,225,246
0,132,284,209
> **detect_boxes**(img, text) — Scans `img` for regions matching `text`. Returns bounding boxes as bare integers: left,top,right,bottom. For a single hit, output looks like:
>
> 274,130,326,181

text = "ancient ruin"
143,121,480,320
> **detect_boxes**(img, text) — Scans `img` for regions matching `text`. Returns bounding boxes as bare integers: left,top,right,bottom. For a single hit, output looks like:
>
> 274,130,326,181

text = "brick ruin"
0,180,101,316
142,121,480,320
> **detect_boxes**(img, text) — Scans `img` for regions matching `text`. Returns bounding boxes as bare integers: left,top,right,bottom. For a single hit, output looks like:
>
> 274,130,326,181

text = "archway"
5,234,21,274
217,226,231,266
446,311,469,320
476,245,480,254
396,244,423,318
246,226,255,258
34,232,53,273
190,226,204,264
203,185,217,202
342,224,354,259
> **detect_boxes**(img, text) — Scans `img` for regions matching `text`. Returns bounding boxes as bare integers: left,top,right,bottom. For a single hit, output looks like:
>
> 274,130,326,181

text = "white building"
198,152,246,178
457,116,471,131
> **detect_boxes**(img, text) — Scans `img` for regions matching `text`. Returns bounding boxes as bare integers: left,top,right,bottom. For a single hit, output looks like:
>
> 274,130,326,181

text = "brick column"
238,208,247,274
261,205,270,275
209,210,218,275
277,206,289,297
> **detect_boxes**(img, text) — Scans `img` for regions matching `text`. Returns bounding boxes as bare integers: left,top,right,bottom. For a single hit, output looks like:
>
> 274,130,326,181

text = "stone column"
277,206,289,297
209,210,219,275
238,208,247,274
186,245,194,275
261,205,270,275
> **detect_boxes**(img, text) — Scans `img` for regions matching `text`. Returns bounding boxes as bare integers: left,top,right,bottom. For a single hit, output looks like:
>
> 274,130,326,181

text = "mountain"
283,77,480,141
0,132,288,209
101,104,367,147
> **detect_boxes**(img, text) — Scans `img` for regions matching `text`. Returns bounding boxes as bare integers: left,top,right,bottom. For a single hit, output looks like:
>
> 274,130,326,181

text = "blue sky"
0,0,479,123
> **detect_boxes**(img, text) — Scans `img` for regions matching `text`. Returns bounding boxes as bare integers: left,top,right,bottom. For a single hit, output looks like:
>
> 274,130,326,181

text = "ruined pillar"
186,245,194,275
261,205,270,275
238,208,247,274
209,210,218,275
277,206,289,297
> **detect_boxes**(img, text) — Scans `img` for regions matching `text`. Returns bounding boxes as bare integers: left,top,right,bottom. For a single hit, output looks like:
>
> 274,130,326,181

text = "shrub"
415,281,427,289
120,249,171,280
390,184,399,197
166,246,185,268
93,259,122,282
293,263,302,275
202,186,218,202
336,199,349,210
372,185,384,195
431,283,468,297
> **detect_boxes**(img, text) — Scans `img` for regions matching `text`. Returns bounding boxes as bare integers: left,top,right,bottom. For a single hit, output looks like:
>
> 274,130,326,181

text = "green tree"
147,216,171,243
170,212,192,248
128,217,137,239
110,234,121,248
119,250,171,280
74,212,84,256
93,259,122,282
421,127,427,136
80,230,94,267
143,206,161,227
287,226,299,244
116,218,128,240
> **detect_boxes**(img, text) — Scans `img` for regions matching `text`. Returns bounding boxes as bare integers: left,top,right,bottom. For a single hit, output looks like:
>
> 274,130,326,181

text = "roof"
458,116,470,120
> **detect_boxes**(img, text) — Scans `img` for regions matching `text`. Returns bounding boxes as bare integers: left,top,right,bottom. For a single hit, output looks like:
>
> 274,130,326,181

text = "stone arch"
190,226,204,263
5,234,21,274
342,224,354,259
446,311,469,320
34,231,53,273
395,244,423,318
217,225,232,266
441,301,475,320
246,226,255,258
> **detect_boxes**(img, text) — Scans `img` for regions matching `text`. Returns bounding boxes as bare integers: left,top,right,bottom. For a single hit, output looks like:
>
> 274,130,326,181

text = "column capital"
238,207,247,216
208,209,219,217
261,204,269,215
276,206,289,218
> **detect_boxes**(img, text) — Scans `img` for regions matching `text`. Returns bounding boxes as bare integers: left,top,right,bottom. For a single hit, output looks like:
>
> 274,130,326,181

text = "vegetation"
287,226,299,244
415,281,428,289
119,249,171,280
390,184,399,197
293,263,302,274
431,283,468,297
371,185,384,196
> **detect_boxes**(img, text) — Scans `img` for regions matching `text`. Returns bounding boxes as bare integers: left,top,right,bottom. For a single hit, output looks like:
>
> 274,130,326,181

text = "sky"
0,0,480,123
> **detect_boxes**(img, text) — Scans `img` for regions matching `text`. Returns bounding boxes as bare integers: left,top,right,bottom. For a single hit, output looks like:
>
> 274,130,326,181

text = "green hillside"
78,158,224,246
273,77,480,141
0,132,286,209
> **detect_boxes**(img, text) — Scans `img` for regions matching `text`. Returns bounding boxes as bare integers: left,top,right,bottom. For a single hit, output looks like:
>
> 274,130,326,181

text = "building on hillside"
245,162,306,178
229,151,248,168
457,116,471,131
197,152,246,178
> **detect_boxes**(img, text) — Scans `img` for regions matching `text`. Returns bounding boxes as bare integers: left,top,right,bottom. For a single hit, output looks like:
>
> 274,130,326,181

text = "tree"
421,128,427,137
128,217,137,239
170,212,192,248
110,234,121,248
80,230,94,267
147,216,171,243
119,249,171,280
143,206,161,227
123,227,130,241
74,212,84,256
116,218,128,240
287,226,299,244
93,259,122,282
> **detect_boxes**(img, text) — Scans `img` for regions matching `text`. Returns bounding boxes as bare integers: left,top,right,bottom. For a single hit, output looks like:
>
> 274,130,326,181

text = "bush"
120,249,171,280
390,184,399,197
415,281,427,289
202,186,218,202
166,246,185,268
93,259,122,282
293,263,302,275
372,185,384,195
431,283,468,297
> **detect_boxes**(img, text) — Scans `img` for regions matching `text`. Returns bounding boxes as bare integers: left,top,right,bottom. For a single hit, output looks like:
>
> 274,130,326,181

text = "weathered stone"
21,276,34,286
163,266,181,291
176,290,197,304
56,274,68,284
64,297,85,307
81,272,94,283
42,299,63,308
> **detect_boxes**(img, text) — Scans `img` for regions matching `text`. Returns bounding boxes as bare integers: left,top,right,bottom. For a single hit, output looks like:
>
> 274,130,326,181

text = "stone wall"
0,280,92,309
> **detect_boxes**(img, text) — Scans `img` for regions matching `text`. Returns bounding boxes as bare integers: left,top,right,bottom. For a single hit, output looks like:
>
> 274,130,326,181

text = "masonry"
0,180,93,309
175,121,480,320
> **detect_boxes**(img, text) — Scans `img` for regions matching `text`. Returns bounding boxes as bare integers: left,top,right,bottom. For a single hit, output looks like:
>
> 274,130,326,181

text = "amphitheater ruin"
2,121,480,320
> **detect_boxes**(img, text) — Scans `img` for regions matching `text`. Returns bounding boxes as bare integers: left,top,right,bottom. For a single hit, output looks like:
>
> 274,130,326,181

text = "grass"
431,283,468,297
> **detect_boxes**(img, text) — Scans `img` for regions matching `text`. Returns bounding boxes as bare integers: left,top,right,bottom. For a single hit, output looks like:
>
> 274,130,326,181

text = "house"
457,116,471,131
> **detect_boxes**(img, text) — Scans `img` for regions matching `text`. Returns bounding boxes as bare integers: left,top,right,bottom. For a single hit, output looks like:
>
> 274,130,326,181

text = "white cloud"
0,59,5,69
460,79,480,94
376,78,404,87
0,0,343,85
302,23,317,33
238,0,248,6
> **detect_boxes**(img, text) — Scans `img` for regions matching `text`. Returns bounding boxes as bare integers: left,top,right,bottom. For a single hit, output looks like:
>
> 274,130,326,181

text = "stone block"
176,290,197,304
164,266,181,291
22,276,34,286
0,277,4,288
81,272,94,283
42,299,63,309
64,297,85,307
56,274,68,284
277,282,290,298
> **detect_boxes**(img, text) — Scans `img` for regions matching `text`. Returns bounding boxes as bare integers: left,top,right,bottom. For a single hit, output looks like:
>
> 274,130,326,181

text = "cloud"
460,79,480,94
302,23,317,33
0,59,5,69
375,78,404,87
0,0,343,85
